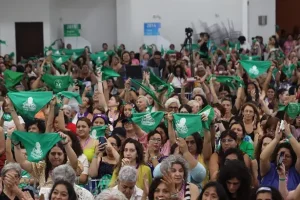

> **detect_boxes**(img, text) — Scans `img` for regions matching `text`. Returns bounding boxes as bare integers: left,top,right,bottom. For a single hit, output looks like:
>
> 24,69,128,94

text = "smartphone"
99,137,107,144
280,120,285,131
277,151,285,169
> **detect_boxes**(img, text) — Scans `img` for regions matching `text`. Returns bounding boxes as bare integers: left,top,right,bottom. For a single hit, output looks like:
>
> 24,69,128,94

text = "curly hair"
160,154,189,181
218,160,251,200
271,142,297,166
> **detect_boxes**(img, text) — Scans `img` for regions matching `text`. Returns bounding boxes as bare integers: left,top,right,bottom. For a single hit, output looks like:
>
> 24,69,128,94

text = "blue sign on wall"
144,23,161,36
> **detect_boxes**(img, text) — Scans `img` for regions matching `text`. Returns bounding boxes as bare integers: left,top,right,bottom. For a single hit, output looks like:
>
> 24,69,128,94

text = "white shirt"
3,116,25,132
113,185,143,200
78,154,89,175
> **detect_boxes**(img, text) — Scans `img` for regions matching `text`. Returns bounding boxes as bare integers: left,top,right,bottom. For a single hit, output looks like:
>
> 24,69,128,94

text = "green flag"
240,55,261,61
207,75,244,90
90,126,107,139
161,45,165,56
278,103,300,119
142,44,153,55
100,50,115,57
281,64,296,78
8,52,15,59
166,50,176,55
42,74,73,93
90,52,109,66
4,70,23,89
131,111,164,133
198,105,215,130
131,79,161,106
0,40,7,45
240,60,272,79
7,91,53,119
101,67,120,80
173,114,202,138
51,55,70,67
149,70,174,97
229,42,240,51
11,131,62,162
61,48,85,56
56,91,82,104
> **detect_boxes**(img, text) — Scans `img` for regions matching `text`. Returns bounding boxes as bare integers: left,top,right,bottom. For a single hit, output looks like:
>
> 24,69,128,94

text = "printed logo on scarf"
22,97,36,111
141,113,155,126
249,65,259,75
91,130,98,139
31,142,43,159
175,118,188,134
54,79,63,89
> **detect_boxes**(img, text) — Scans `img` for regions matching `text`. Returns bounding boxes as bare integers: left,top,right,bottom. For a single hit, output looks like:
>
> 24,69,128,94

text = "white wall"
248,0,276,44
117,0,245,51
55,0,117,52
0,0,51,56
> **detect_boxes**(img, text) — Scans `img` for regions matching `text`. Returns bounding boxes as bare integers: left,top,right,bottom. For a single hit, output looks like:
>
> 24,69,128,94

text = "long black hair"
198,181,229,200
49,180,78,200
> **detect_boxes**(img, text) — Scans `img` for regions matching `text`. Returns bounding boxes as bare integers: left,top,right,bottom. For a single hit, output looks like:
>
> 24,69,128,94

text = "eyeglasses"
150,138,162,143
221,138,234,143
169,106,179,110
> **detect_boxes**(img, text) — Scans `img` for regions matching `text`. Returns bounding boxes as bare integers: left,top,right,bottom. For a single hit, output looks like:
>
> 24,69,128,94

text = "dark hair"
270,35,279,48
193,94,208,109
170,143,178,155
186,132,203,155
28,76,37,90
255,135,274,161
147,130,161,142
156,122,169,142
240,102,260,123
219,84,231,94
198,181,229,200
148,179,166,200
245,82,259,102
110,95,123,111
174,65,185,79
212,103,226,117
115,138,144,174
221,148,245,167
277,88,288,99
102,43,108,48
45,142,68,182
76,117,92,127
252,186,283,200
26,119,46,133
230,121,246,137
154,51,162,56
121,51,131,64
218,130,238,160
271,143,297,166
49,180,78,200
16,65,25,73
108,134,122,148
263,117,280,134
218,160,251,200
63,131,83,157
179,104,192,113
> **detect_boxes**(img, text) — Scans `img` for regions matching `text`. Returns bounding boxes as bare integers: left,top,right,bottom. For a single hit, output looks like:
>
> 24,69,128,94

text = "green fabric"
42,74,73,93
240,60,272,78
142,44,153,54
131,111,164,133
229,42,240,50
100,50,115,57
173,114,202,138
8,91,53,119
198,105,215,130
149,70,174,97
0,40,6,45
4,70,23,89
278,103,300,119
90,125,107,139
185,44,199,50
166,50,176,55
61,48,85,56
2,113,12,121
19,170,31,189
9,52,15,59
207,75,244,90
11,131,62,162
131,79,161,106
161,45,165,56
56,91,83,104
282,64,296,78
240,55,261,61
51,55,71,67
101,67,120,80
239,141,254,160
90,52,109,66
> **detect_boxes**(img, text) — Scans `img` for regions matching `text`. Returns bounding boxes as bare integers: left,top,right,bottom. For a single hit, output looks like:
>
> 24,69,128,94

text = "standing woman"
168,65,186,93
76,117,99,163
109,138,152,190
239,102,260,141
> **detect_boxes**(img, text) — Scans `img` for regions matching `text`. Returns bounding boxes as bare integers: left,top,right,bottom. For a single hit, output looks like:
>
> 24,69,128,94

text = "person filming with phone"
260,120,300,191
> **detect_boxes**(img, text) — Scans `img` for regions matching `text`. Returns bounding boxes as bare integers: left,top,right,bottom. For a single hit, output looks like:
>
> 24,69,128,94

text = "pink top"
131,59,140,65
185,67,191,77
160,140,171,156
284,41,293,56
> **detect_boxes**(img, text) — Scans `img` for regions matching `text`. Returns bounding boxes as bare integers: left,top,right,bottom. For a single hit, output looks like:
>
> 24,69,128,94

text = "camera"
185,27,193,38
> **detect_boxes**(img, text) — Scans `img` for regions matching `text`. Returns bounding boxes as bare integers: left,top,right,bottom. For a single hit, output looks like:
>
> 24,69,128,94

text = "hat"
121,118,133,124
111,127,126,138
92,114,109,125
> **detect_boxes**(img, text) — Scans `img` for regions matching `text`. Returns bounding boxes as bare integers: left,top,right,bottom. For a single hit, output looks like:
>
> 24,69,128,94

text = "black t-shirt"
0,189,34,200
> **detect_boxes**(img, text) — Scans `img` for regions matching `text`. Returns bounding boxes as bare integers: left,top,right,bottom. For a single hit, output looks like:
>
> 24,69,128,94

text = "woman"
14,133,81,188
230,121,254,159
0,163,34,200
106,78,119,96
129,51,140,65
76,117,99,163
121,51,132,66
147,178,179,200
49,180,78,200
240,102,260,141
209,130,251,181
260,121,300,191
89,135,121,190
187,100,200,114
252,186,283,200
72,88,93,123
158,155,200,200
145,93,156,112
218,160,252,200
109,138,152,190
193,94,208,111
179,104,193,113
198,181,229,200
169,65,186,93
221,148,245,167
145,131,167,174
156,122,171,156
106,95,122,127
122,103,134,118
92,113,109,127
136,95,149,113
1,99,25,133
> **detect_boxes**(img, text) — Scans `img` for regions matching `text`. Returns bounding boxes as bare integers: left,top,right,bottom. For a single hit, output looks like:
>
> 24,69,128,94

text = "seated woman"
260,121,300,191
109,138,152,190
49,180,78,200
198,181,229,200
209,130,251,181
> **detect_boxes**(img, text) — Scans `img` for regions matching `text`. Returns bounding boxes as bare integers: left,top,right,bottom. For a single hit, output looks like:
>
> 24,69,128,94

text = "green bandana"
90,125,107,139
56,91,83,104
229,42,240,50
42,74,73,93
278,103,300,119
4,70,23,89
161,45,165,56
282,64,296,78
198,105,215,130
9,52,15,59
0,40,7,45
11,131,62,162
173,114,202,138
101,67,120,80
207,75,245,90
7,91,53,119
149,70,174,97
142,45,153,55
240,55,261,61
131,111,164,133
51,55,70,68
166,50,176,55
90,52,109,66
131,79,161,106
2,113,12,121
239,60,272,79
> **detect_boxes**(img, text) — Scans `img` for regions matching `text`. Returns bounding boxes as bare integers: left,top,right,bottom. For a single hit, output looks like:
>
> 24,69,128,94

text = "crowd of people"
0,30,300,200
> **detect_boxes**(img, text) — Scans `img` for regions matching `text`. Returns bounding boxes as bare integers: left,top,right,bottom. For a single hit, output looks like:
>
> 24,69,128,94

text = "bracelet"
279,178,286,181
287,134,293,139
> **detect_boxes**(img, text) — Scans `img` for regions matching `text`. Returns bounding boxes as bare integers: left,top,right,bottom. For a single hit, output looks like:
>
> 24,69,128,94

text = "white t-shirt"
3,116,25,132
78,154,89,175
171,76,184,88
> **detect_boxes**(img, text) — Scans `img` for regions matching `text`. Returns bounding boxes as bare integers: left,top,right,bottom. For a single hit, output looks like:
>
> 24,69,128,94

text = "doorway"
15,22,44,62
